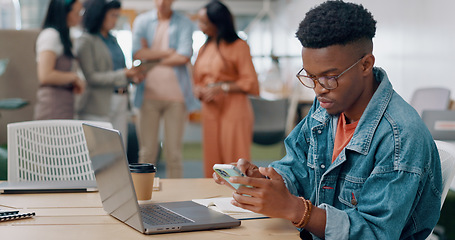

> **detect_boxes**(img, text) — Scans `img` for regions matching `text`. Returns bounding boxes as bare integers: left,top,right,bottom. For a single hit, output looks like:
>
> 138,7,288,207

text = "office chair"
410,87,451,116
426,140,455,240
7,120,113,181
421,110,455,142
250,96,288,145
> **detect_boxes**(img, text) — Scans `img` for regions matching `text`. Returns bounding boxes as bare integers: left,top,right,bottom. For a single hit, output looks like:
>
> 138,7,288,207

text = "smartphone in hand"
213,164,249,190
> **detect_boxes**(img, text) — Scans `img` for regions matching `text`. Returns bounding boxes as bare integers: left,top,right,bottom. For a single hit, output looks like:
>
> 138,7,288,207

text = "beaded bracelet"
293,197,313,229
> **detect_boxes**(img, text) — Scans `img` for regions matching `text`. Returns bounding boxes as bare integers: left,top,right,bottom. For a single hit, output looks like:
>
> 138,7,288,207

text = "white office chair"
426,140,455,240
7,120,113,182
435,140,455,209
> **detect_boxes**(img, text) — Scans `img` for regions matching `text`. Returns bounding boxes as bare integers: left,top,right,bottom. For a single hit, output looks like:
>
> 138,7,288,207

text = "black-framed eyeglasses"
296,56,365,90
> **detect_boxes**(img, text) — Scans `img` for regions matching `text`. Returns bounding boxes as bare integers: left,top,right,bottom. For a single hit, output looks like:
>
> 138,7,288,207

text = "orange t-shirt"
331,113,359,163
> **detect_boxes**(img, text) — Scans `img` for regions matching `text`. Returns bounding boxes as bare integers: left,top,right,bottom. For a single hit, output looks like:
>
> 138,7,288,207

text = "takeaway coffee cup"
129,163,156,201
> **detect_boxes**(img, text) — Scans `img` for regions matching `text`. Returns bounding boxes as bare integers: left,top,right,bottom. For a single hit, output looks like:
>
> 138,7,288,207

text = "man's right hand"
134,38,175,61
236,158,265,178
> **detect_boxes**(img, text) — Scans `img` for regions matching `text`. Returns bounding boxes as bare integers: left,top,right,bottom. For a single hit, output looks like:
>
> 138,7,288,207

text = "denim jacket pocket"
338,176,366,208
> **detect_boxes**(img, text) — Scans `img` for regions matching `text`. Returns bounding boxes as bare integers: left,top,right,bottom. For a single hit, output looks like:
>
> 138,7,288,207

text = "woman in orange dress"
193,0,260,178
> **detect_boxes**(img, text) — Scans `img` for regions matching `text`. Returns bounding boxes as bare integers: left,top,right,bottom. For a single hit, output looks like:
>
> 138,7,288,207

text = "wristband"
293,197,312,229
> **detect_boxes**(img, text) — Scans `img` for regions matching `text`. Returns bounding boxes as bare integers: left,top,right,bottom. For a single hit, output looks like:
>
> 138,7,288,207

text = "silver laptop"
0,180,97,194
422,110,455,141
82,123,240,234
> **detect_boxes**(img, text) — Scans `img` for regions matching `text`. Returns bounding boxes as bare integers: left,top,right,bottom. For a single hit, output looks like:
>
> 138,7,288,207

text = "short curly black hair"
296,1,376,48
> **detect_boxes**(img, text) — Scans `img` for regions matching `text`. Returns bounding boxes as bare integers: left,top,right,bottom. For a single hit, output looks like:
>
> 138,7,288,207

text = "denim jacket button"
317,130,322,134
320,164,325,169
351,198,358,205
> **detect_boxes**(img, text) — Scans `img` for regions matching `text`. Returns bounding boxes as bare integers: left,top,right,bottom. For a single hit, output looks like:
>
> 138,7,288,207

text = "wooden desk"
0,178,299,240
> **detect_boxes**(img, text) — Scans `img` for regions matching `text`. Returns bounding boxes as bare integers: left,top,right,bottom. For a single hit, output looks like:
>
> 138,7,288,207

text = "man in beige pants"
132,0,199,178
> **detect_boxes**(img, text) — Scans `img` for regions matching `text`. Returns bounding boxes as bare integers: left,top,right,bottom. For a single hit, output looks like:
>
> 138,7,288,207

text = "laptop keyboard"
140,205,193,226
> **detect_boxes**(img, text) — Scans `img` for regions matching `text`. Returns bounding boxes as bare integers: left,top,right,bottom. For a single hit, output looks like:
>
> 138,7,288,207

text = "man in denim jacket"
214,1,442,239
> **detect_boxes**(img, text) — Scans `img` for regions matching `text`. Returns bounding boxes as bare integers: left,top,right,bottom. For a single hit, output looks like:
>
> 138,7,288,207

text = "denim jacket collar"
311,67,393,155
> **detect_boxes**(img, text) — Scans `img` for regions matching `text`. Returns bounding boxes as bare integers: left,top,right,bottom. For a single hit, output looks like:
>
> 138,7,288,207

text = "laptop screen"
82,124,145,232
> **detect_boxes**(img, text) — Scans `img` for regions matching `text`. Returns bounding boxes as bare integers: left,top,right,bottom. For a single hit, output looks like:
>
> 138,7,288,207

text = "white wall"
122,0,265,15
271,0,455,102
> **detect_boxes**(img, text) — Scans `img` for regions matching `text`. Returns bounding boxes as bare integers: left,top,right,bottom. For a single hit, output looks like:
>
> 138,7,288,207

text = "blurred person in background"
34,0,85,120
76,0,144,145
132,0,199,178
193,0,259,178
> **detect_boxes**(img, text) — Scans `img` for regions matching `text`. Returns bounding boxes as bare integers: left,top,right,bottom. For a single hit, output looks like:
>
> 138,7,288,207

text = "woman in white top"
34,0,85,120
